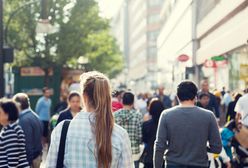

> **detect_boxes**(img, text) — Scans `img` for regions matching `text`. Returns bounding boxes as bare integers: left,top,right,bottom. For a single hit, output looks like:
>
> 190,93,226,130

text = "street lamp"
0,0,52,97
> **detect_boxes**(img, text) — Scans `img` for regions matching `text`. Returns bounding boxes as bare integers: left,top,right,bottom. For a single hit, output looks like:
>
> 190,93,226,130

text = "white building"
196,0,248,90
111,0,163,93
157,0,193,90
157,0,248,90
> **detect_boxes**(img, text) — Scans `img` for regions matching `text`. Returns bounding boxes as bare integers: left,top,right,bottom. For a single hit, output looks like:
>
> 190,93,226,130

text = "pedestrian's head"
214,90,221,98
67,91,81,112
158,85,164,95
0,99,19,126
234,93,242,102
43,87,51,98
148,98,164,123
198,92,210,107
13,93,30,111
177,81,198,102
112,90,124,102
200,80,209,92
80,71,113,168
122,92,134,106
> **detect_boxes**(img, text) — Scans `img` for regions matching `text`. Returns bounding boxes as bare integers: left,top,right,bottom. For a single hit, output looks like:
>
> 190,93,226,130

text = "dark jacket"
142,119,159,165
19,109,43,164
198,91,220,118
54,101,67,113
196,102,212,111
56,109,73,126
156,95,172,109
226,101,237,121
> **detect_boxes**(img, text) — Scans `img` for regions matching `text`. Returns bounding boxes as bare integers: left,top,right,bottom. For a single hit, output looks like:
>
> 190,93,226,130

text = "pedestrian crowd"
0,71,247,168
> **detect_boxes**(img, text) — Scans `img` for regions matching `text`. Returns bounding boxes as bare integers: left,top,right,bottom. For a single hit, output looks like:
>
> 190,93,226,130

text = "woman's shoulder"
1,123,23,139
113,124,129,139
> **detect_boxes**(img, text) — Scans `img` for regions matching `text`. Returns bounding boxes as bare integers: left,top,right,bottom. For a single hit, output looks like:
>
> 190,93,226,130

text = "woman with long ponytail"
46,71,133,168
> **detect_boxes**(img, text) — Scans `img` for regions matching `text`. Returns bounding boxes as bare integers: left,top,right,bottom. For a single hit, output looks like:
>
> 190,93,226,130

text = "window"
148,14,160,24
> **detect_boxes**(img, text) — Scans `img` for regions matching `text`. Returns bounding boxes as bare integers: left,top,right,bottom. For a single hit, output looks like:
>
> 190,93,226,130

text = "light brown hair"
80,71,114,168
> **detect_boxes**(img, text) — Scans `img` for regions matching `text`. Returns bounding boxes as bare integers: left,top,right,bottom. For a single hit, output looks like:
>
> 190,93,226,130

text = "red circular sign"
177,54,189,62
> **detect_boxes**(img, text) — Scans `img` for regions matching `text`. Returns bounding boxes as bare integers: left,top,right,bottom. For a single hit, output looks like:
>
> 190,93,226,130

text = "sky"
97,0,123,18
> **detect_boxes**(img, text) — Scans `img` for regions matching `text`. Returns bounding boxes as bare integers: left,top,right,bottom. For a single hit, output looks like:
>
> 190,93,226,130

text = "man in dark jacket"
156,85,172,109
198,80,220,120
13,93,43,168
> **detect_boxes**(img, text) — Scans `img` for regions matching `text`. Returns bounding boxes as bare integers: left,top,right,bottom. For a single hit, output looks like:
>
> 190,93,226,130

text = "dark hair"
149,98,164,123
13,93,30,110
198,92,210,100
112,90,124,98
234,93,242,102
42,87,49,93
68,91,81,101
0,99,19,122
122,92,134,105
177,81,198,101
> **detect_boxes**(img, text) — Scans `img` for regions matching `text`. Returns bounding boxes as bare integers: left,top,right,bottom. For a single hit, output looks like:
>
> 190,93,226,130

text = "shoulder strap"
56,120,71,168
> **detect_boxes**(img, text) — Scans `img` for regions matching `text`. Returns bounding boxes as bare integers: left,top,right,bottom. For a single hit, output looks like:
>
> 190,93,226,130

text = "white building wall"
197,0,248,64
157,0,193,88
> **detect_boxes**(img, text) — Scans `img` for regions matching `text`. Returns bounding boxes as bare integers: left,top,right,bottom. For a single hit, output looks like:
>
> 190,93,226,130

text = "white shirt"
235,94,248,126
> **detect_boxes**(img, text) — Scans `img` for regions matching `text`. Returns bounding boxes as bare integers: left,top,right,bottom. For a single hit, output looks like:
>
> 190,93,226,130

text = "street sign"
177,54,190,62
211,55,225,61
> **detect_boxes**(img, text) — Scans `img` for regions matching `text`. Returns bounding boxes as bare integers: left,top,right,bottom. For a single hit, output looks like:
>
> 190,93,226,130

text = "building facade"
157,0,248,91
157,0,193,91
196,0,248,90
111,0,163,93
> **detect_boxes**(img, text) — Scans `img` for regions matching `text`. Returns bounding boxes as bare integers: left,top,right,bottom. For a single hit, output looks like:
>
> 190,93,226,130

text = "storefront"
228,45,248,90
201,45,248,91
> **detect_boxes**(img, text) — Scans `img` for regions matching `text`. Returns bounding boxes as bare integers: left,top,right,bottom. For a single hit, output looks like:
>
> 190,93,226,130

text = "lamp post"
0,0,52,97
0,0,4,97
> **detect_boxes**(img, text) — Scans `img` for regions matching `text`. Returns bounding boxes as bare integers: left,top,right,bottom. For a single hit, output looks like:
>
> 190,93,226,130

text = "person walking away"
13,93,43,168
198,80,220,121
0,99,29,167
226,93,242,122
46,71,133,167
35,87,52,144
221,87,226,97
142,98,164,168
154,81,222,168
114,92,143,168
56,91,82,125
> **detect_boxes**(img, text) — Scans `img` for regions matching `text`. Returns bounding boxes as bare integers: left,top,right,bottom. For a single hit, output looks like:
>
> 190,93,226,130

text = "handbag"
56,120,71,168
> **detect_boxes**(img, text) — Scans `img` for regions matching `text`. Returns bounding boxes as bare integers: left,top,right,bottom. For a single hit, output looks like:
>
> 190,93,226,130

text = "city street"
0,0,248,167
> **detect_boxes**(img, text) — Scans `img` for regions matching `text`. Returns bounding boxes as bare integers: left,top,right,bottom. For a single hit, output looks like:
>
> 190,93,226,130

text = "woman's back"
46,111,133,168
